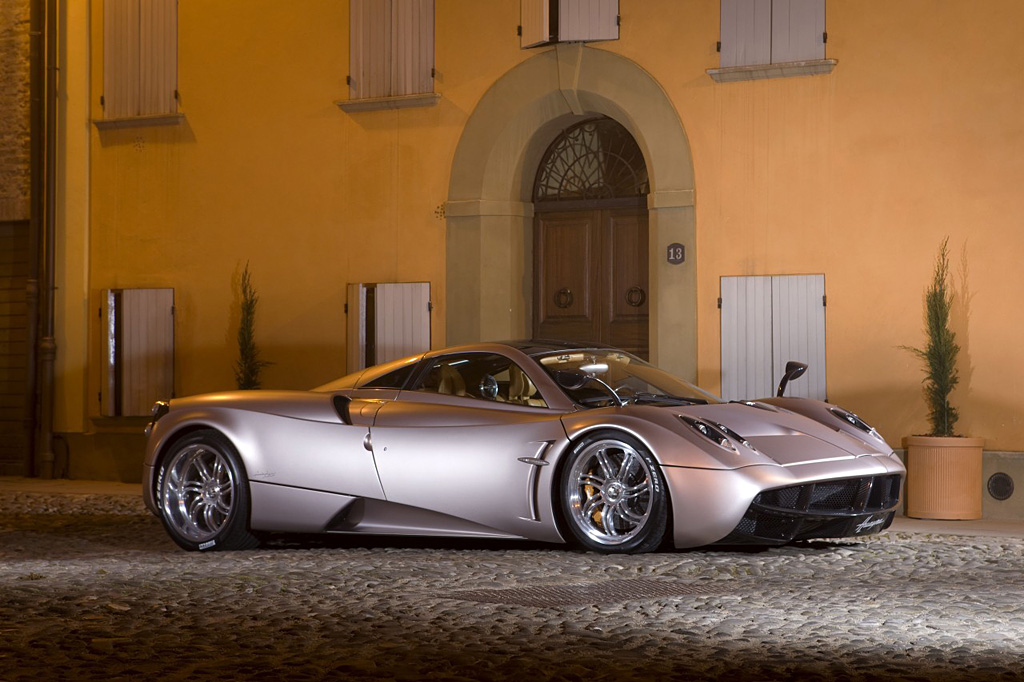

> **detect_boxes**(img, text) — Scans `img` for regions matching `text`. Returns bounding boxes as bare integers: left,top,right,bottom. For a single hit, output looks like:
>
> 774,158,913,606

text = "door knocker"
625,286,646,308
555,288,574,309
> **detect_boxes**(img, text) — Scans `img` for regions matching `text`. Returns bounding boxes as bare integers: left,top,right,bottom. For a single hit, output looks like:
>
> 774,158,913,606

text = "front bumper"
715,473,901,544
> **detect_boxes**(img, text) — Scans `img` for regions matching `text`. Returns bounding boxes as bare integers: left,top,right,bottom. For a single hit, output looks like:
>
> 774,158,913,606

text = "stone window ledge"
93,113,185,130
707,59,837,83
336,93,440,113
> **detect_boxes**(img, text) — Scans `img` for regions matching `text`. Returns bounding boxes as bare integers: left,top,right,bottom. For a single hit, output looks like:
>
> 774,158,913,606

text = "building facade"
14,1,1024,516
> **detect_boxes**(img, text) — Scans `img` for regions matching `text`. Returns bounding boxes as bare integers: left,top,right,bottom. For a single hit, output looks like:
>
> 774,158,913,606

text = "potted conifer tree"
903,238,983,519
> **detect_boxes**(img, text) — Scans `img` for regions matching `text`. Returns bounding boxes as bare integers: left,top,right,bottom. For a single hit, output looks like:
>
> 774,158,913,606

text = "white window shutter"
347,284,368,372
558,0,618,42
771,274,826,400
720,274,827,401
375,283,431,364
521,0,551,48
720,276,773,401
720,0,771,68
139,0,177,115
348,283,431,372
104,0,177,118
392,0,434,96
104,0,140,118
350,0,392,99
771,0,825,63
103,288,174,416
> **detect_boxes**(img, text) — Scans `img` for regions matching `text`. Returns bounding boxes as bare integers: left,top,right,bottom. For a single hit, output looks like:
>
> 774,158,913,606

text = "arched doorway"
532,117,650,357
446,44,698,381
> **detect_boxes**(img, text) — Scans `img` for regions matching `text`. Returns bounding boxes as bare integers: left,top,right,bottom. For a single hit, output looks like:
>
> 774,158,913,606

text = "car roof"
498,339,616,357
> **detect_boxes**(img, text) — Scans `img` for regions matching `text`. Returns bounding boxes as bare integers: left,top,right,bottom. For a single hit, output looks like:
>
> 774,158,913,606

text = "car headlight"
829,407,884,442
680,416,753,452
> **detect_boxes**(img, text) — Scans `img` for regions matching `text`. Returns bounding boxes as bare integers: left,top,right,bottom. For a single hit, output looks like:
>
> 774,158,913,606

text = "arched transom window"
533,118,649,203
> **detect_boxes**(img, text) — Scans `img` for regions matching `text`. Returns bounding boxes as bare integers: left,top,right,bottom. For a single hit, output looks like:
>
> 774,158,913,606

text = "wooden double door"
533,207,649,359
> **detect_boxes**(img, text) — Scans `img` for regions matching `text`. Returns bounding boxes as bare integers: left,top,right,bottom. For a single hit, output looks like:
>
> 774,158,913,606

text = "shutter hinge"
100,94,105,107
616,14,621,26
717,297,723,309
174,89,180,101
431,66,436,78
822,295,827,307
517,25,522,36
716,41,722,53
346,75,352,86
427,301,434,312
822,31,828,44
344,303,349,314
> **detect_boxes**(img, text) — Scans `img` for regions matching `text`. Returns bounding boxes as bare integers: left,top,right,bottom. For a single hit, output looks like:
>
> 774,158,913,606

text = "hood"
680,401,891,467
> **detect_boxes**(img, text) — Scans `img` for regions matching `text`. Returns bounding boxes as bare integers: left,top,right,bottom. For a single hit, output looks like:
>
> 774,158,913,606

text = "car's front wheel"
559,431,668,553
157,430,259,551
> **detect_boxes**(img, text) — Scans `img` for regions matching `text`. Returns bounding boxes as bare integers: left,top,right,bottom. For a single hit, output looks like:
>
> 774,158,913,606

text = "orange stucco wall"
70,0,1024,455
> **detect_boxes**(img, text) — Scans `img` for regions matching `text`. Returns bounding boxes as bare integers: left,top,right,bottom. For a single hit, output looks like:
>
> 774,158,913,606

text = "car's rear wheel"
560,431,668,553
157,430,259,551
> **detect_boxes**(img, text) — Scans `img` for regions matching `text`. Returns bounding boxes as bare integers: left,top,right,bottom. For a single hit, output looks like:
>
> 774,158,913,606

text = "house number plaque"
666,243,685,265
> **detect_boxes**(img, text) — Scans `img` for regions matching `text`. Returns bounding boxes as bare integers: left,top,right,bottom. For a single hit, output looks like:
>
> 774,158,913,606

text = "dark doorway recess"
532,118,650,358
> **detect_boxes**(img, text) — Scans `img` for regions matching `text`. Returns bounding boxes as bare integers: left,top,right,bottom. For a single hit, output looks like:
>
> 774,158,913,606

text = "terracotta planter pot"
904,436,985,520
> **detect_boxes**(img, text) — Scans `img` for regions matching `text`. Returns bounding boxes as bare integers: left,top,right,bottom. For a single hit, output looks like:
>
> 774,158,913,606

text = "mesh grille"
718,473,902,545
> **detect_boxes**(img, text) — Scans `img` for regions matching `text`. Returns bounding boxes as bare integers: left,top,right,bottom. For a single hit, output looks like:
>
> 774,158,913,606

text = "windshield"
536,350,722,407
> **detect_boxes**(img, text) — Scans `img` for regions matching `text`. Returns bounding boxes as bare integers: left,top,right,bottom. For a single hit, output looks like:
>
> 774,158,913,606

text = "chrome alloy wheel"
161,443,237,542
565,438,655,547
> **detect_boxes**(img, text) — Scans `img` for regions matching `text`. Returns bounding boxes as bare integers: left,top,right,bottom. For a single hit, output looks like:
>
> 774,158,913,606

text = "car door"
369,352,568,542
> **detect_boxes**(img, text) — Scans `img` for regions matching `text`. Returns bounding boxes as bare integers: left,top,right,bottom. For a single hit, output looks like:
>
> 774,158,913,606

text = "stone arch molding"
446,44,697,380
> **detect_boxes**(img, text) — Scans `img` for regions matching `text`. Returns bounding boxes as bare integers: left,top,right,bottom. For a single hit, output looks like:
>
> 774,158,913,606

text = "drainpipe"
26,0,44,477
34,0,59,479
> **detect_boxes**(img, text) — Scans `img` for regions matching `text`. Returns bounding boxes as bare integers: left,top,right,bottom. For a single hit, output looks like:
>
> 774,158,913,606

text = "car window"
362,363,418,389
413,353,547,407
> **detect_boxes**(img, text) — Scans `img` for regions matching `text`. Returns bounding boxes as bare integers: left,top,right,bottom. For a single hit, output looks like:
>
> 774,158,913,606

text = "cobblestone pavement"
1,489,1023,682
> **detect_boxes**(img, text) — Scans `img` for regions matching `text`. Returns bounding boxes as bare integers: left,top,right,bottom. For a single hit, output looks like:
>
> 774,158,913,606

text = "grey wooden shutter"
350,0,392,99
102,288,174,416
558,0,619,42
104,0,177,118
521,0,551,48
720,0,771,68
347,283,431,371
771,0,825,63
771,274,826,400
721,276,774,400
351,0,433,99
720,274,826,401
392,0,434,96
375,283,431,364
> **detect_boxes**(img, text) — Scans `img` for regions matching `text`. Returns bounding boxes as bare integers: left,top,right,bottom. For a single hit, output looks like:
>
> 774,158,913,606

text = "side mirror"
776,361,808,397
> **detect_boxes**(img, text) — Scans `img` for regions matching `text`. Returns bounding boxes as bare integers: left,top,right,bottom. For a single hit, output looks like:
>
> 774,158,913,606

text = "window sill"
707,59,837,83
336,93,441,113
93,113,185,130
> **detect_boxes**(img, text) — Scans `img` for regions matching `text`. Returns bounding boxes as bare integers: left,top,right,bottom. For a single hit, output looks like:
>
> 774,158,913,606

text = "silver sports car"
142,340,905,553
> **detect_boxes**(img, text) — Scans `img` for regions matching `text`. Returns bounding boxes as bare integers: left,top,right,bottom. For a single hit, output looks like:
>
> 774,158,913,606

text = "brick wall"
0,0,32,222
0,0,32,476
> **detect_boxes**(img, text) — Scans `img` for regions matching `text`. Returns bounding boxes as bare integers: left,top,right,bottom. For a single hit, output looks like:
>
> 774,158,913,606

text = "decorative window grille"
719,0,825,68
102,288,174,416
534,118,648,203
521,0,619,48
102,0,178,119
349,0,434,100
